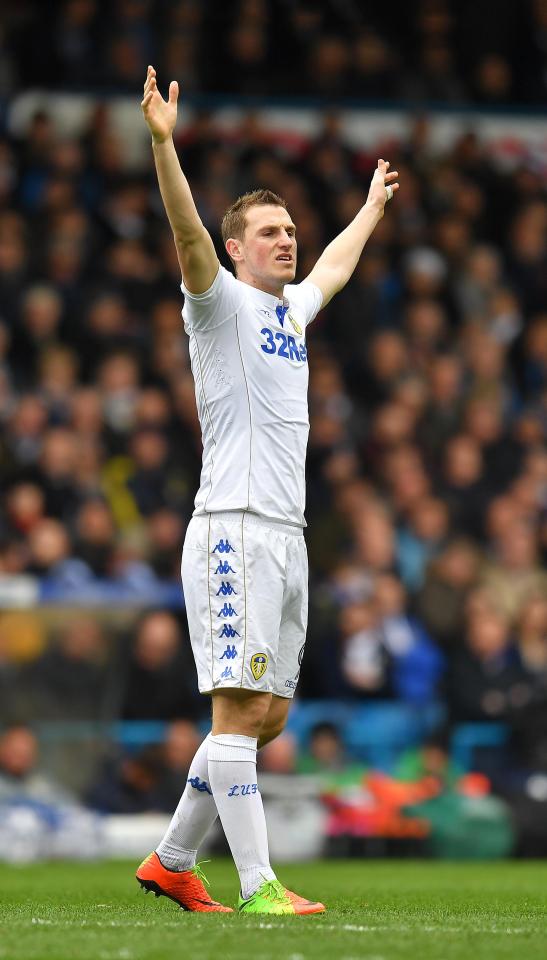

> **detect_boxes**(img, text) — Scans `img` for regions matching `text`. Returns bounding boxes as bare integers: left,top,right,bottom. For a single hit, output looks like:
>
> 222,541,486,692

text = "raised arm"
306,159,399,307
141,65,218,294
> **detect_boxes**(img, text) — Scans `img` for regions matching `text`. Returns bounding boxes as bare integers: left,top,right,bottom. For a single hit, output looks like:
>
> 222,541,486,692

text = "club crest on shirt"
250,652,268,681
287,313,302,336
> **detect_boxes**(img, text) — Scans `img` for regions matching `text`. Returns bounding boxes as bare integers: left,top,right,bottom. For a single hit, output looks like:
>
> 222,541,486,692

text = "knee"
244,699,273,738
212,691,272,739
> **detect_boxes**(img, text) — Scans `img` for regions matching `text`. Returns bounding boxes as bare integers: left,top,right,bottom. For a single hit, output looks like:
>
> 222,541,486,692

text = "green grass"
0,859,546,960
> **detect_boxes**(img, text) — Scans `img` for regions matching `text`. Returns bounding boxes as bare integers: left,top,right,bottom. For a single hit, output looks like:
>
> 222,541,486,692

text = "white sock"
155,733,218,871
208,733,276,899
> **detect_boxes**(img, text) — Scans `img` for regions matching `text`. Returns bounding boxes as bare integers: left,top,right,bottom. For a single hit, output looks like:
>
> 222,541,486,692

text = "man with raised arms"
136,65,399,915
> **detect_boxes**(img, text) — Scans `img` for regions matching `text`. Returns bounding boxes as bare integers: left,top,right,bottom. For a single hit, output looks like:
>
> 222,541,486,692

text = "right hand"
141,65,178,144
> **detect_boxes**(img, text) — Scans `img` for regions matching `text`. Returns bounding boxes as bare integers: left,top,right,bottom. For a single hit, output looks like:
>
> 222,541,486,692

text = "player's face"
239,204,297,290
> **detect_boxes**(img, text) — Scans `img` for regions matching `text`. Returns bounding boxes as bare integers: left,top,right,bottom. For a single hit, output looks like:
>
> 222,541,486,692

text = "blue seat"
344,702,445,770
287,700,445,772
451,723,509,772
112,721,168,747
286,700,354,744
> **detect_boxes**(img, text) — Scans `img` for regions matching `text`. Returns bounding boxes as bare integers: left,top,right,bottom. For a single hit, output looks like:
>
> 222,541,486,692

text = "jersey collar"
239,280,288,313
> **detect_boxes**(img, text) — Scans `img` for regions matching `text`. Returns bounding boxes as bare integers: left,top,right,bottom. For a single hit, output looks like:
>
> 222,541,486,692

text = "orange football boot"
136,852,233,913
285,888,326,915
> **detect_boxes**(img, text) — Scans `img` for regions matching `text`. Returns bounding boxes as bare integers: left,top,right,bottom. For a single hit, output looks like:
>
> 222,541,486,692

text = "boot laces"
190,861,211,888
261,880,290,904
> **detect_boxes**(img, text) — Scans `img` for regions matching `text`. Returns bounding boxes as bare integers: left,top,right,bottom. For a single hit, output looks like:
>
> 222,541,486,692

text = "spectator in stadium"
73,498,116,577
29,427,82,523
441,434,489,538
4,482,45,543
373,573,444,704
515,596,547,678
447,606,532,723
86,745,166,815
152,720,203,811
87,719,205,815
480,521,547,621
339,598,390,698
0,725,74,805
258,733,297,775
117,610,205,722
396,495,449,591
146,508,186,581
25,517,91,586
414,538,481,652
297,722,350,775
20,617,111,721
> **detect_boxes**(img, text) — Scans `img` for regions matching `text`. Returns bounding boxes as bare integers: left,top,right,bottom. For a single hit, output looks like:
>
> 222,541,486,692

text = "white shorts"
181,511,308,699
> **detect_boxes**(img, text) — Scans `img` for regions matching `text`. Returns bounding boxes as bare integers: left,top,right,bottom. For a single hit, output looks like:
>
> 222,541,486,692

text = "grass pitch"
0,859,545,960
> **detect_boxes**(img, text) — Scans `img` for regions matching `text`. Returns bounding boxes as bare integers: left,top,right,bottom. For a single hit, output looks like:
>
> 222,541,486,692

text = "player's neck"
237,272,284,301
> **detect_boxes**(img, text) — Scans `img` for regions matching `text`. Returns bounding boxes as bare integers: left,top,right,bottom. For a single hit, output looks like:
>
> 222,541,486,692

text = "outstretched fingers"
144,65,156,91
142,84,155,108
369,158,400,205
384,169,399,195
376,159,399,196
142,67,177,112
141,70,156,107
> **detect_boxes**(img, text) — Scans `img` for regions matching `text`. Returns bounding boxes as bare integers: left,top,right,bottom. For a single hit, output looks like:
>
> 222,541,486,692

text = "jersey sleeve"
285,280,324,328
181,265,244,333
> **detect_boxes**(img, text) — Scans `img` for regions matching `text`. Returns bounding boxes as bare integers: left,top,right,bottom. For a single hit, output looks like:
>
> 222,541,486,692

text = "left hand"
367,159,399,214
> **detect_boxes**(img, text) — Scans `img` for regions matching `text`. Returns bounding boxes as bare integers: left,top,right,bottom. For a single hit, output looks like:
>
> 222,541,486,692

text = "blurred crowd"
3,0,547,106
0,7,546,845
2,94,546,737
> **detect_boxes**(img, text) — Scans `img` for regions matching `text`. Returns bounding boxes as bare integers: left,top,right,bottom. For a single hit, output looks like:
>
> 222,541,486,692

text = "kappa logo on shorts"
216,581,237,596
220,644,237,660
250,652,268,681
218,603,237,618
219,665,234,680
219,624,240,639
213,539,235,554
214,560,236,575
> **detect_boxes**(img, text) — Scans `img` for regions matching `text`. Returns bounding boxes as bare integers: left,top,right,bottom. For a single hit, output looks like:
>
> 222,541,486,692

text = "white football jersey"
181,265,323,527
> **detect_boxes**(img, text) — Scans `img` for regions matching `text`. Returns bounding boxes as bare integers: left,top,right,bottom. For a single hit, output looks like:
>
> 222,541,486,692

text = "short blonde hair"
221,189,288,245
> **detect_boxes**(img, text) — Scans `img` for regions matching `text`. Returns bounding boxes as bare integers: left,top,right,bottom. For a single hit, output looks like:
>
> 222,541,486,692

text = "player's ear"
225,238,243,263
